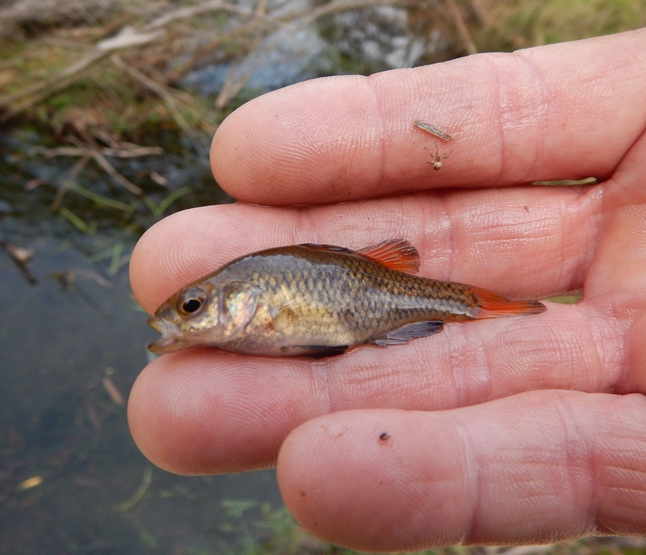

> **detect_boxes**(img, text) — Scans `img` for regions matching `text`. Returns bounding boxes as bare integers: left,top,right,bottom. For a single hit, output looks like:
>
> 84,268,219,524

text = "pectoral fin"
221,282,261,330
368,320,444,347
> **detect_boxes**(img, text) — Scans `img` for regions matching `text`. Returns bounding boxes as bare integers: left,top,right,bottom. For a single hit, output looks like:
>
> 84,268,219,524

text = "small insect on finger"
414,120,454,142
425,143,453,171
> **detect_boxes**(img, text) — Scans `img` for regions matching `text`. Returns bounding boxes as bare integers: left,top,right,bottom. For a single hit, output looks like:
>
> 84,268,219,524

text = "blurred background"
1,0,645,553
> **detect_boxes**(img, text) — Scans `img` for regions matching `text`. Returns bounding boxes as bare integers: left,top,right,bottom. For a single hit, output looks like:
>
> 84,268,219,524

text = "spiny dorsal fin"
299,239,420,274
355,239,420,274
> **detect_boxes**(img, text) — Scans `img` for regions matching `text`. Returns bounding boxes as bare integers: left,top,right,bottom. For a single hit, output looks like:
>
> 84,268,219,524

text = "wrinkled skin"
129,29,646,552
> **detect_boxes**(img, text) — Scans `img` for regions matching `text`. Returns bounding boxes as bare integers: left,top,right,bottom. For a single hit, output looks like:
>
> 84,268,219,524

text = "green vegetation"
478,0,645,50
204,499,646,555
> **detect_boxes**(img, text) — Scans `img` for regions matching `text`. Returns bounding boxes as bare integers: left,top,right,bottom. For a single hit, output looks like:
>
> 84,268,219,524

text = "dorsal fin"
356,239,420,274
299,239,420,274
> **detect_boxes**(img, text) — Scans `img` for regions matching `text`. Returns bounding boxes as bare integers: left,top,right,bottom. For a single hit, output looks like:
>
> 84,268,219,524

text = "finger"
130,185,601,315
277,390,646,551
211,30,646,205
128,299,625,475
128,349,319,474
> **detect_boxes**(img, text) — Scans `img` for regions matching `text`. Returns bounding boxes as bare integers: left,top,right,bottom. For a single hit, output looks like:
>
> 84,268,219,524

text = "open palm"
129,29,646,552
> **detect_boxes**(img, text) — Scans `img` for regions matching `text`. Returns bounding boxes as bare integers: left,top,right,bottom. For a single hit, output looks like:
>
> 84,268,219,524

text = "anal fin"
368,320,444,347
281,344,350,358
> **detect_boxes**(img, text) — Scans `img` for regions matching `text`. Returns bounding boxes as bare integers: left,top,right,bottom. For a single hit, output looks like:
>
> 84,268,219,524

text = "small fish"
148,240,546,357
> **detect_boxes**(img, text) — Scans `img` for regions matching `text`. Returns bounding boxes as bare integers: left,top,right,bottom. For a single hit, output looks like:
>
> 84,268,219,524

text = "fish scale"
147,240,546,357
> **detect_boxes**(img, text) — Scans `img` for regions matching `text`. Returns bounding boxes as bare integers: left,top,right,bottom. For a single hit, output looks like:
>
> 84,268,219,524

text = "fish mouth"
147,317,188,354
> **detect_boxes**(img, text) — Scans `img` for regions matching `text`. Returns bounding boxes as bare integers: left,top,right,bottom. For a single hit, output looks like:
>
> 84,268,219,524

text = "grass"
476,0,646,51
211,500,646,555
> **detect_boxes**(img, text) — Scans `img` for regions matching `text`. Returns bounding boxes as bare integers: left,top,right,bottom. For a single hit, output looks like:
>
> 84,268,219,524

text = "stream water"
0,126,286,554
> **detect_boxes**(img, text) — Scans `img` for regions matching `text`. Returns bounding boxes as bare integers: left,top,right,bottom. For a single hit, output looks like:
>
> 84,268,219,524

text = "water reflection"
0,232,286,553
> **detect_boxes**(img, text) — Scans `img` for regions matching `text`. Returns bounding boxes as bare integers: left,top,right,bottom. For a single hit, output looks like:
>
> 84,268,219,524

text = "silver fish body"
148,240,545,357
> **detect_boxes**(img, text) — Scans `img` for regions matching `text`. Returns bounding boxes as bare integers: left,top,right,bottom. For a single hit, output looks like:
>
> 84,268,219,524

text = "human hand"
129,29,646,552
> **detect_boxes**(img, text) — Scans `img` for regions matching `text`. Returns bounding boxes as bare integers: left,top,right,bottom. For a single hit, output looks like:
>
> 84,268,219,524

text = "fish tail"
471,286,546,318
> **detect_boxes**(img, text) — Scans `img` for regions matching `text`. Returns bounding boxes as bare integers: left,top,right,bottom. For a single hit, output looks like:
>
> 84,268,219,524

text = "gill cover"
219,281,261,335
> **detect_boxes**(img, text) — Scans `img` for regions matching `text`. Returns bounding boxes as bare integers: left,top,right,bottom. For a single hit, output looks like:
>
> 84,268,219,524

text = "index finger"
211,29,646,205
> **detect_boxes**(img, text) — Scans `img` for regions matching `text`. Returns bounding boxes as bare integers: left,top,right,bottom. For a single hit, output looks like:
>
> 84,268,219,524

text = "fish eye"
178,290,206,316
182,299,202,313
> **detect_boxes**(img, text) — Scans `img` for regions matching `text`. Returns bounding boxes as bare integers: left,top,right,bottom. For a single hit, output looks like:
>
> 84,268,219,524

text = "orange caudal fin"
355,239,420,274
472,286,547,318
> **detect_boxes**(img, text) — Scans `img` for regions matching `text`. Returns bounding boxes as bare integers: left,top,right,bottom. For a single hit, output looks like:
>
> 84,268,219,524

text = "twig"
101,145,163,157
51,153,90,210
0,1,258,118
88,148,144,195
466,0,490,28
144,0,257,30
35,139,144,196
215,57,244,110
38,144,163,158
51,268,113,289
278,0,416,28
96,26,164,51
35,139,162,199
445,0,478,54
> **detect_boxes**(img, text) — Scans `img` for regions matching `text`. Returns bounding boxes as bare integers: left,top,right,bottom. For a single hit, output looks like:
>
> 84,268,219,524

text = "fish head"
147,280,262,354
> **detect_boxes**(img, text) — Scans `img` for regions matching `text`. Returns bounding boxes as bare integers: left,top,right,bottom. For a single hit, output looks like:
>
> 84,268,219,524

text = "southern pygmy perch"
148,240,546,358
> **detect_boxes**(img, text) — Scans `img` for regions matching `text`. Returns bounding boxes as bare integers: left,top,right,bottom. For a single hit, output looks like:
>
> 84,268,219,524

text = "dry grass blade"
445,0,478,54
144,0,256,30
33,138,161,196
101,376,125,407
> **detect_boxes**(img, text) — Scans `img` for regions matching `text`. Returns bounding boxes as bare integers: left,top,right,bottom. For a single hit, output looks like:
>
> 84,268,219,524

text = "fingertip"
210,76,386,204
277,410,470,552
128,357,181,473
127,349,323,475
129,217,174,314
127,352,210,474
127,351,255,475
